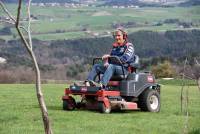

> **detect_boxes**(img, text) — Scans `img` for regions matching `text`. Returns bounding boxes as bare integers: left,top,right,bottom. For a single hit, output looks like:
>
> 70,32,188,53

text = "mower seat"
128,55,140,73
109,74,126,81
110,55,140,81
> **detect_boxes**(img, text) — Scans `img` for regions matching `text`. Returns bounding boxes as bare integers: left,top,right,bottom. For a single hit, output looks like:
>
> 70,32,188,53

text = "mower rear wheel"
139,89,160,112
63,96,76,110
98,102,111,114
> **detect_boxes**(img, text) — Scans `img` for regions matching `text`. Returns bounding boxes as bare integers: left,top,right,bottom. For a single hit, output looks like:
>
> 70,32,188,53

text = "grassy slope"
1,4,200,40
0,84,199,134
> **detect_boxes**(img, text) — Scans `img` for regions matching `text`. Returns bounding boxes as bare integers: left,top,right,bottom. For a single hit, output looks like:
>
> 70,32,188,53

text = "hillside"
1,5,200,41
1,30,199,66
0,3,199,82
5,0,199,6
5,0,77,3
179,0,200,6
0,30,199,82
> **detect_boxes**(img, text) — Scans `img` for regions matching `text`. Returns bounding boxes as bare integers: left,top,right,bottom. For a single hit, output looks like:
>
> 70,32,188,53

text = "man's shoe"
74,81,85,86
85,81,90,86
83,80,91,86
89,81,103,88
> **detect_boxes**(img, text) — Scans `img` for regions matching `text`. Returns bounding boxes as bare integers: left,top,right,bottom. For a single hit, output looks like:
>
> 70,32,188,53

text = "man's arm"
120,43,134,63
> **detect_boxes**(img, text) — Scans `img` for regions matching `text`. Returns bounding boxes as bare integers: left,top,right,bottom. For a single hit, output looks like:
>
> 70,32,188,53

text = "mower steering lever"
92,56,126,78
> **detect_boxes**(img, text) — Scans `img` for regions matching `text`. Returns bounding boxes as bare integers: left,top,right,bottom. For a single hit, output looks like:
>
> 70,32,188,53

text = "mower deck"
62,85,138,113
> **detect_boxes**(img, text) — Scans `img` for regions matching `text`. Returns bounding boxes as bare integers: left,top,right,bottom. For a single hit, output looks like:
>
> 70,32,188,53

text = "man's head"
113,29,127,45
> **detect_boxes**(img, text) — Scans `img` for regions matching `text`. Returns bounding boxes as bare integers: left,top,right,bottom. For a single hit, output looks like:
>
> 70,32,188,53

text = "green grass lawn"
0,83,199,134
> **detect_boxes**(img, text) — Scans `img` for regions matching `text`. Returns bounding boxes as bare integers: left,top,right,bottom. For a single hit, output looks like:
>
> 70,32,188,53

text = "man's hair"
113,28,128,41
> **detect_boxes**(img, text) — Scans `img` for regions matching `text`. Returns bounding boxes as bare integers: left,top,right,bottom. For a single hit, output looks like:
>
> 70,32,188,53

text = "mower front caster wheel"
98,102,111,114
63,96,76,110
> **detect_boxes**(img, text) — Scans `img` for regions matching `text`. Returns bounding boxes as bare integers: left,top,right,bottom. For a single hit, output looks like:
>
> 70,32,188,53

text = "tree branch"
0,19,29,35
0,0,29,44
27,0,33,50
194,58,200,91
0,1,16,23
16,0,21,27
180,59,190,134
15,0,31,50
180,58,188,113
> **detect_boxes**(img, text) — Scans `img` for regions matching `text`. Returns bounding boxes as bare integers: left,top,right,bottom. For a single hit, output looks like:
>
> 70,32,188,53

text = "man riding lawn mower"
62,29,161,113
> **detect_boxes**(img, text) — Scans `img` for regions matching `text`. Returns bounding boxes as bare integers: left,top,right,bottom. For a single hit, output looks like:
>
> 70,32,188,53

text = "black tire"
139,89,160,112
63,96,76,110
98,102,111,114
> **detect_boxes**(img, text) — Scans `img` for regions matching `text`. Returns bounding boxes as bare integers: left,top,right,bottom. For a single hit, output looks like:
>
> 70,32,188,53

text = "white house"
0,57,6,64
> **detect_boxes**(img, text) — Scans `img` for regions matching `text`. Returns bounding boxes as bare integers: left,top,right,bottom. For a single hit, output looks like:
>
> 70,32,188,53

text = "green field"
1,4,200,40
0,83,199,134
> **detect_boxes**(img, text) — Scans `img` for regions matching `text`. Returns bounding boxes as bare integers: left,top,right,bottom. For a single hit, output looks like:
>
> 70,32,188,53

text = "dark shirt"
110,42,135,66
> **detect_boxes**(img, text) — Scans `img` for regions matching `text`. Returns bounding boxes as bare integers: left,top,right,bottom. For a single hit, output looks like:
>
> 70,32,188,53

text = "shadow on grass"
48,106,140,114
189,128,200,134
76,109,142,114
111,109,141,114
33,105,62,111
34,104,142,114
48,105,62,111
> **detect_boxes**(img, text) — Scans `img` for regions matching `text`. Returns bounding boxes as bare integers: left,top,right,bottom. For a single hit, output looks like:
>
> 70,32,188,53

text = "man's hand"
102,54,110,67
102,54,110,60
104,62,109,67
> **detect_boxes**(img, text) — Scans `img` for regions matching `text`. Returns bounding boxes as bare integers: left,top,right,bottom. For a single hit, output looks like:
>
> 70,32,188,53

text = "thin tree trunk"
31,51,53,134
0,1,53,133
14,29,53,133
15,1,53,133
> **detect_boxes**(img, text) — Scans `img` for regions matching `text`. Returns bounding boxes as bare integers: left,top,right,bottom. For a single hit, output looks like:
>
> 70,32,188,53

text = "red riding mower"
62,56,161,113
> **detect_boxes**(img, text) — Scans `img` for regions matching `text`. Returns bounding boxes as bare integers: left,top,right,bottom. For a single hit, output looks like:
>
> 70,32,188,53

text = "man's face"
115,31,125,44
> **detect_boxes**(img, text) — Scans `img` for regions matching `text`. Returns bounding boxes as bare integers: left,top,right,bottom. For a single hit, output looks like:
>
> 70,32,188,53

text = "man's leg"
87,64,105,82
100,64,127,86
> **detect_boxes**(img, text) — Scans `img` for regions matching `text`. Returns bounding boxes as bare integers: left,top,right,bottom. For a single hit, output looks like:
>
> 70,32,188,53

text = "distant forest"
0,30,199,82
0,29,199,66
